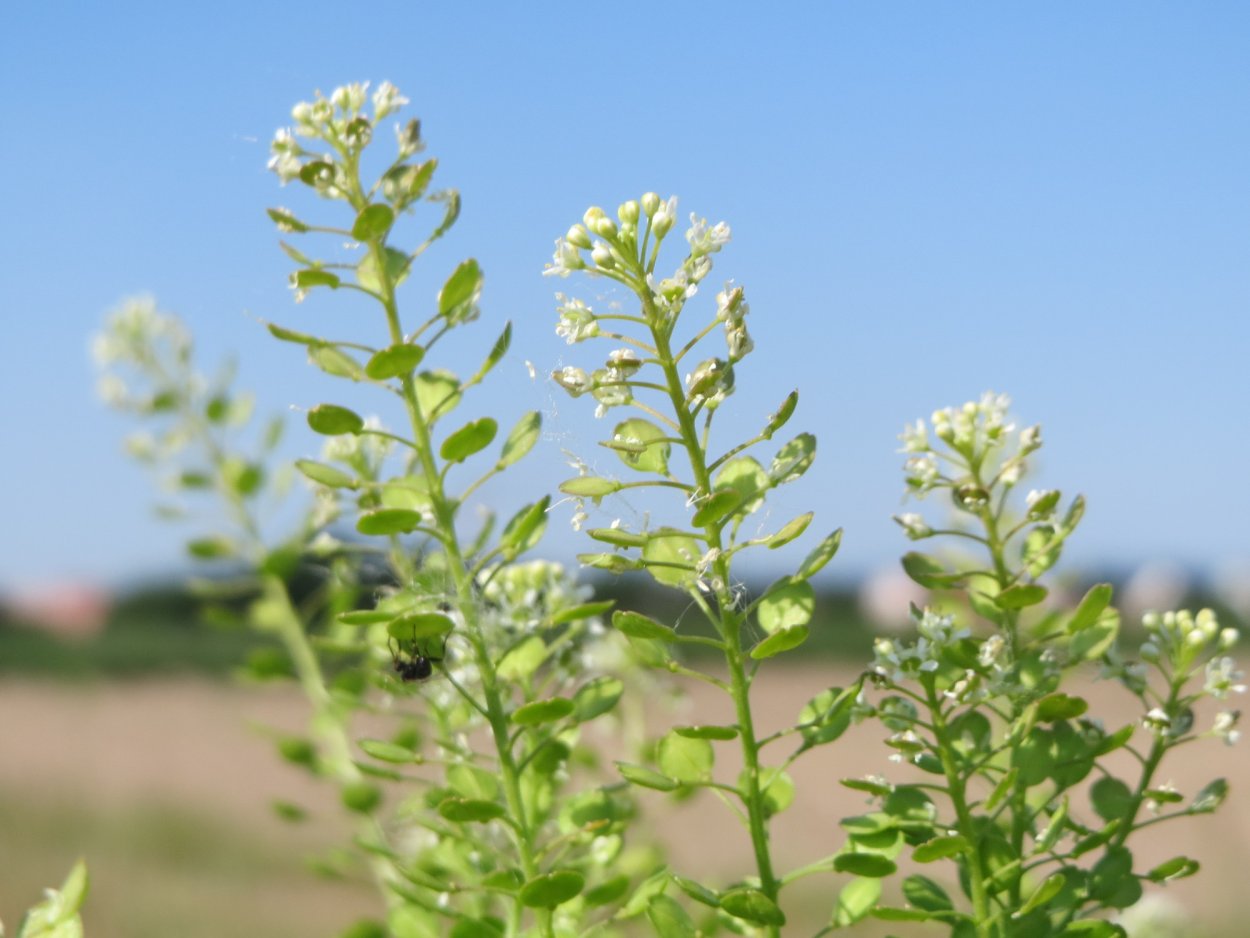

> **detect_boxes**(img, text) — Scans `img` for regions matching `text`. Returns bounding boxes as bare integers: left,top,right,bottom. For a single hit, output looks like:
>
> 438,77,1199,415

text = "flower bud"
893,513,932,540
583,206,606,229
652,209,675,239
618,200,640,225
1220,627,1240,650
590,243,615,269
641,192,660,216
566,225,593,249
1139,641,1160,663
594,216,618,239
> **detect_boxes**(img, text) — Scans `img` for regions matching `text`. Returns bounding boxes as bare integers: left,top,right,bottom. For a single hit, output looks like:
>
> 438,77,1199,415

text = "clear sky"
2,2,1248,593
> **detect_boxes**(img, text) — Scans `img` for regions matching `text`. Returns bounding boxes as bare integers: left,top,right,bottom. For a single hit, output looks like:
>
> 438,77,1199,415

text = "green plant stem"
647,301,781,933
368,237,553,938
926,679,997,938
264,574,403,909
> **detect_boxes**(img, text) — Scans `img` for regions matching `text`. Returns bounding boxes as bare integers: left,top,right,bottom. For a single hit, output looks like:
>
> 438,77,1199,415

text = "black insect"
388,636,444,683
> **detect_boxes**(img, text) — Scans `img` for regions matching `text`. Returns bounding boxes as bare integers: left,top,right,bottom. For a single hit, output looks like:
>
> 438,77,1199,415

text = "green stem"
647,296,780,934
367,235,552,938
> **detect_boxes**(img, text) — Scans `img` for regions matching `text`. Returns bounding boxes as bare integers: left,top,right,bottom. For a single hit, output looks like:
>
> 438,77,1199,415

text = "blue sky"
2,2,1247,592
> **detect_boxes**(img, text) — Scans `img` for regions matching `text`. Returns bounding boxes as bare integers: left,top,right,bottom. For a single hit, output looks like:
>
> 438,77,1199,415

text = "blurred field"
1,670,1247,937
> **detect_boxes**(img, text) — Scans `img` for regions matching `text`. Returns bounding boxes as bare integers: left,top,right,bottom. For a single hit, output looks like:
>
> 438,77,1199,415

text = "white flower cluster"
1139,608,1239,674
554,295,599,344
715,282,753,362
872,607,970,684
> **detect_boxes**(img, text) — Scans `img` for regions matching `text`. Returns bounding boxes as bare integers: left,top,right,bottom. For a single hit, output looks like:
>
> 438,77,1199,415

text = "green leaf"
568,677,621,723
753,767,796,817
901,874,953,912
16,859,89,937
294,268,340,290
1037,693,1089,722
497,636,545,681
1067,582,1114,632
359,740,418,763
512,697,574,726
720,888,785,927
1147,856,1199,882
382,158,437,209
437,797,506,823
307,404,363,435
995,584,1048,610
415,369,461,421
380,476,432,512
1069,614,1118,661
266,322,321,346
798,685,857,748
834,853,897,877
441,417,498,463
1016,872,1066,918
337,610,391,626
267,207,309,232
657,732,713,783
498,496,549,559
1060,922,1127,938
832,876,881,927
612,610,675,642
646,895,697,938
309,345,364,380
498,411,541,467
750,625,809,659
448,919,505,938
713,457,769,516
912,834,968,863
588,527,648,548
762,390,798,439
797,528,843,579
340,781,382,814
769,432,816,485
365,343,424,380
583,875,630,908
187,536,235,560
901,551,961,588
672,875,721,908
674,725,738,740
577,552,643,574
387,612,455,640
609,418,670,474
559,476,622,498
295,459,356,489
519,871,584,909
640,529,701,588
757,579,815,632
1191,777,1228,813
765,511,813,548
357,246,412,293
616,762,680,792
691,489,743,527
1089,846,1134,903
357,509,423,536
351,203,395,241
550,599,614,625
438,259,484,323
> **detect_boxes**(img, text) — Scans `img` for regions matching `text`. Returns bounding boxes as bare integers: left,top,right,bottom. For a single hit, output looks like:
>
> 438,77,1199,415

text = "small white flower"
686,213,731,256
1214,710,1241,746
551,366,593,397
1143,707,1172,734
898,419,928,453
371,81,408,119
893,513,931,540
1205,656,1247,699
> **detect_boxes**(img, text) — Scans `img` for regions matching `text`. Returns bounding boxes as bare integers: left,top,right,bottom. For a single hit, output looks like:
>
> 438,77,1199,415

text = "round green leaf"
657,731,713,783
441,417,498,463
757,579,815,633
519,870,584,909
365,343,424,380
691,489,743,527
388,612,455,641
309,345,363,380
609,418,670,474
1091,777,1134,822
512,697,574,726
497,636,545,681
340,781,381,814
996,584,1048,610
307,404,363,436
583,875,630,908
720,888,785,927
351,203,395,242
449,919,505,938
713,457,768,516
769,432,816,484
573,676,624,722
438,797,506,823
415,369,461,421
1067,582,1114,633
750,625,810,659
357,246,412,293
641,529,701,588
672,875,721,908
1037,693,1089,722
295,268,340,290
833,877,881,927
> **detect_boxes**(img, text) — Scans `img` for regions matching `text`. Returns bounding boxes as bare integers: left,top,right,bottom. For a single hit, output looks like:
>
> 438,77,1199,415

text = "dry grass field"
1,667,1246,936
